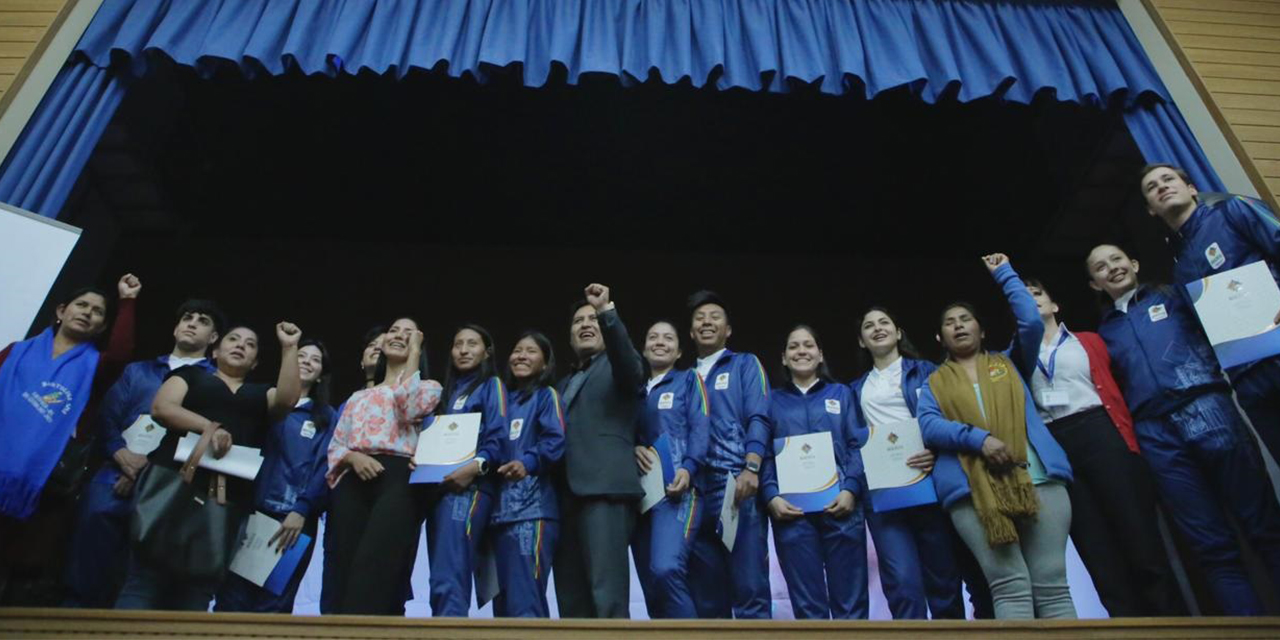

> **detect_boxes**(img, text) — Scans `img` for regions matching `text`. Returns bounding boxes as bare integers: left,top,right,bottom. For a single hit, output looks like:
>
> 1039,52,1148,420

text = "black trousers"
553,491,636,618
1048,406,1186,616
325,455,421,615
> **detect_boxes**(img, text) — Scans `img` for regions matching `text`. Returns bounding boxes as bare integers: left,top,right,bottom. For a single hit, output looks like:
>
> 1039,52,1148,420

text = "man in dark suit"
553,283,645,618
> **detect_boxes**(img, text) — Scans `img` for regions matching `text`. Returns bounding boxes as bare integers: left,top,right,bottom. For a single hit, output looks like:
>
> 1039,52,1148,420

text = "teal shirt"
973,384,1050,485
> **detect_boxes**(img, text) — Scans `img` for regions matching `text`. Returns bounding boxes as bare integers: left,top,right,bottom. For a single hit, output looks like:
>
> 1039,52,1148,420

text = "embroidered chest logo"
300,420,316,439
22,382,74,424
714,372,730,390
987,361,1010,382
657,392,674,410
453,395,468,411
825,398,841,414
1148,304,1168,322
509,418,524,440
1205,242,1226,270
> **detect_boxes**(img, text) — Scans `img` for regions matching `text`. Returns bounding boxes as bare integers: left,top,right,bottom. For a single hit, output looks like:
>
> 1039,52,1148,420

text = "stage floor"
3,609,1280,639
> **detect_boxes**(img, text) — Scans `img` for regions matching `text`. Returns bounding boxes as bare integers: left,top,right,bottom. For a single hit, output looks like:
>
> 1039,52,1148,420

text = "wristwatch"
475,457,489,475
744,459,761,474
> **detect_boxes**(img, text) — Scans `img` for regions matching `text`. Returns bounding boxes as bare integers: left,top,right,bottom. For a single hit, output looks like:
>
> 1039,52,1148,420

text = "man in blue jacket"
685,290,773,619
63,299,223,608
1087,243,1280,615
1141,163,1280,460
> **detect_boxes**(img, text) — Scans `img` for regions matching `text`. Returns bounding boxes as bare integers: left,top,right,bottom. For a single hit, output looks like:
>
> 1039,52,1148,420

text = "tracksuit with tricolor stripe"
631,368,710,618
423,374,508,616
489,385,566,617
688,349,774,618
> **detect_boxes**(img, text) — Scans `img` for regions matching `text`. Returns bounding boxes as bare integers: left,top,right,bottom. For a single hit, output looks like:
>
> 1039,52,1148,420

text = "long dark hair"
52,286,113,346
299,337,333,431
374,316,430,383
505,330,557,392
438,323,498,415
779,323,834,385
853,306,922,376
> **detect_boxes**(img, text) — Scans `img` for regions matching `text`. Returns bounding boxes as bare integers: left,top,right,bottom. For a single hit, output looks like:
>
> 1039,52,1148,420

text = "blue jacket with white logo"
1170,194,1280,287
702,350,772,475
442,373,508,495
761,380,866,504
1097,284,1228,420
255,400,337,519
490,385,565,525
93,356,216,485
916,263,1072,508
850,357,940,500
638,369,710,477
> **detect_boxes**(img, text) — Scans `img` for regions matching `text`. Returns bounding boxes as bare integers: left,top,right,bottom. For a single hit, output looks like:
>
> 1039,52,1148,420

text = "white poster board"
0,203,81,347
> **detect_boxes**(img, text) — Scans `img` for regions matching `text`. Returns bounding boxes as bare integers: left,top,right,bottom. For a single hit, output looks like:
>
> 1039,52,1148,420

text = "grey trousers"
949,483,1077,620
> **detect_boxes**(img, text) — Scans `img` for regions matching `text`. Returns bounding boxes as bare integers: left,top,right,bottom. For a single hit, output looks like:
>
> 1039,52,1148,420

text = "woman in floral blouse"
324,317,441,614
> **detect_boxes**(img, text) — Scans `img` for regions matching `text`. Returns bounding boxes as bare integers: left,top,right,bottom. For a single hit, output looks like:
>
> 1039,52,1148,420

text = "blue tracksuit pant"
688,475,771,619
1232,357,1280,462
492,519,557,618
866,504,965,619
213,515,318,613
1135,391,1280,615
771,505,869,619
426,486,493,616
631,488,701,618
63,477,132,608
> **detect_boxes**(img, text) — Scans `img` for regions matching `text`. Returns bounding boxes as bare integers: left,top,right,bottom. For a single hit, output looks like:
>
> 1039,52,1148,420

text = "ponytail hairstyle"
299,337,333,431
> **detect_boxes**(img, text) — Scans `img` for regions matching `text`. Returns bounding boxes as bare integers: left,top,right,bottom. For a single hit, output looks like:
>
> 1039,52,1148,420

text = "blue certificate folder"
869,477,938,513
774,433,841,513
653,433,677,484
1185,261,1280,369
264,532,312,596
410,414,480,484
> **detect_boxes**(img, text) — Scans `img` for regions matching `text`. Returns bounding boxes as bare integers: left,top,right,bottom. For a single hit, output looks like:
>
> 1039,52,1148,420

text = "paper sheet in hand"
639,434,676,514
862,419,937,512
122,414,165,455
229,511,313,595
718,471,739,552
173,432,263,480
1186,260,1280,369
775,431,840,513
410,412,481,484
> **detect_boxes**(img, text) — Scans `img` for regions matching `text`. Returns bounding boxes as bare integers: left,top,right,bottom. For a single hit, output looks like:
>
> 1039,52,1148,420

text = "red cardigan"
1076,330,1139,453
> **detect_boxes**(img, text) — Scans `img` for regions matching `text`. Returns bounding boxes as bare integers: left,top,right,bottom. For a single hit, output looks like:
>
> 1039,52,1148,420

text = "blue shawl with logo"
0,328,99,519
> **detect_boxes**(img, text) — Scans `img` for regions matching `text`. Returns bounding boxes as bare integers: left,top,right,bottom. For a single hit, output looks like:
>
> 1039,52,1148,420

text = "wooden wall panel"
0,0,69,101
1149,0,1280,205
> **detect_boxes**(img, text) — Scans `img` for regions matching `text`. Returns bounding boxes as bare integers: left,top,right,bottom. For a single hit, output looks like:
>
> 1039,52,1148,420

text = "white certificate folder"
862,419,937,513
774,431,840,513
1186,260,1280,369
411,412,481,484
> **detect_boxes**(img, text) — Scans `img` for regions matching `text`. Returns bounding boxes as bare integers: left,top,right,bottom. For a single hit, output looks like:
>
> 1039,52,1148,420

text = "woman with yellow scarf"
915,254,1076,620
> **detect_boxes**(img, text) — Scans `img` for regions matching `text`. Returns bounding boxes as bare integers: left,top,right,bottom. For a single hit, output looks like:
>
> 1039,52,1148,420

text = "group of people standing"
2,163,1280,620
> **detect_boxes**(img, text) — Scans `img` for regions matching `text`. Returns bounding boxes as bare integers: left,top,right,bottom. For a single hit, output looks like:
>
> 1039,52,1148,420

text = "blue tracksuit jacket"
254,400,337,518
701,350,772,474
490,386,565,525
1097,285,1228,420
761,380,865,504
638,369,710,477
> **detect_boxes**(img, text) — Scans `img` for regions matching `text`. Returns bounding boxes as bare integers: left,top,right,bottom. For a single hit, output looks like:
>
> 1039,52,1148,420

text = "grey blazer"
557,307,645,498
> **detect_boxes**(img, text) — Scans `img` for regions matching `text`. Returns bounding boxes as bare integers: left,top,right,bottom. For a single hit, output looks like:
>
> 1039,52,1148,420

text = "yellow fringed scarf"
928,352,1039,546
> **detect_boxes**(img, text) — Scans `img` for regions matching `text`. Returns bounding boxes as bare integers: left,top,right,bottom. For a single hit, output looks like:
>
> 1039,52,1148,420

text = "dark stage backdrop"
58,68,1160,397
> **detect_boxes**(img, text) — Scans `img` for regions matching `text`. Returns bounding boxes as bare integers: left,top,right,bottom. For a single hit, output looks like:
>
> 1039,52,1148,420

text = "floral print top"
326,372,442,487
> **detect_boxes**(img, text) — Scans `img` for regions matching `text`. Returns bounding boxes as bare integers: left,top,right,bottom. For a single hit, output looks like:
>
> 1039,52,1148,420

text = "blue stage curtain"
0,0,1223,218
75,0,1167,105
0,63,125,217
1123,96,1227,192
